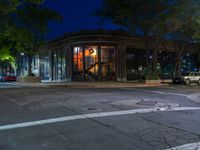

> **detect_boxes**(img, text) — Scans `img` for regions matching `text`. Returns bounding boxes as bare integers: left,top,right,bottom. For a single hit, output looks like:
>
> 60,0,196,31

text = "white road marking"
0,107,200,131
123,88,188,97
164,142,200,150
148,90,188,97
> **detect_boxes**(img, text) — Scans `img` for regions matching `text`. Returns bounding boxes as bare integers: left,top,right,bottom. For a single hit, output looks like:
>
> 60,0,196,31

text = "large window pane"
57,51,62,80
40,54,50,80
61,49,66,80
84,46,98,81
73,47,83,81
181,53,198,73
52,49,67,81
158,51,175,79
126,48,146,80
101,46,115,81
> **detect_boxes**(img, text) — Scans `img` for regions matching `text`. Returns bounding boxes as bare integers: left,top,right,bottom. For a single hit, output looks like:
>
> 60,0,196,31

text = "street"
0,83,200,150
0,82,24,89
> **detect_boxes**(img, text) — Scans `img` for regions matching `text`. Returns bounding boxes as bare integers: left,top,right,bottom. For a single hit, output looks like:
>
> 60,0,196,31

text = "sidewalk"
14,81,170,88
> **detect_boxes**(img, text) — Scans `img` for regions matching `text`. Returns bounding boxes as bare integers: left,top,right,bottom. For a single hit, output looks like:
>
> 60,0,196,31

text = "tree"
96,0,174,79
0,0,44,33
0,27,17,74
166,0,200,75
7,2,62,76
97,0,200,78
0,0,46,74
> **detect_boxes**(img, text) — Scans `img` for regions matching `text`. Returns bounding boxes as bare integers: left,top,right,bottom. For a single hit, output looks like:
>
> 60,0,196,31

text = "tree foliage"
97,0,172,35
0,0,62,76
164,0,200,75
12,3,62,76
97,0,200,77
97,0,174,78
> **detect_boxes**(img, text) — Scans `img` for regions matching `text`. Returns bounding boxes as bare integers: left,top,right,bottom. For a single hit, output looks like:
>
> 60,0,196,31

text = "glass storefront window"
61,49,66,80
72,45,116,81
181,53,198,72
126,48,146,80
101,46,115,81
85,46,98,81
73,47,83,81
40,54,50,80
158,51,175,79
31,55,39,76
52,49,66,81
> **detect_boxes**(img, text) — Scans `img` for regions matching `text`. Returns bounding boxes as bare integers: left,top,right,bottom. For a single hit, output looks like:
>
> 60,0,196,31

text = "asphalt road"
0,84,200,150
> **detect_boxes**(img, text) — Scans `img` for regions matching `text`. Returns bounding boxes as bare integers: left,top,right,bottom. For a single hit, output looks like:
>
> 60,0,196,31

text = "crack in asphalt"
59,105,157,148
158,128,173,148
139,115,200,143
0,95,30,112
48,105,156,148
89,118,156,149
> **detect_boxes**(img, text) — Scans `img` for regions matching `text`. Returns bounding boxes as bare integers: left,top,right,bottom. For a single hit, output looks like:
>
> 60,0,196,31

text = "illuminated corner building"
35,29,199,82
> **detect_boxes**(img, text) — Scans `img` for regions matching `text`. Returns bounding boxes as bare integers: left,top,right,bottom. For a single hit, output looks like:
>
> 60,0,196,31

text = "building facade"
24,30,199,82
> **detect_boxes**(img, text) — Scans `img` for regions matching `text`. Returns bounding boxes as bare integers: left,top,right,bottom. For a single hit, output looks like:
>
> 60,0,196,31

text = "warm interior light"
89,49,94,54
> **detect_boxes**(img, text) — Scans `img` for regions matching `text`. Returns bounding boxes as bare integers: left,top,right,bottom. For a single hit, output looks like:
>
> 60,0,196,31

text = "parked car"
172,72,200,85
1,74,17,82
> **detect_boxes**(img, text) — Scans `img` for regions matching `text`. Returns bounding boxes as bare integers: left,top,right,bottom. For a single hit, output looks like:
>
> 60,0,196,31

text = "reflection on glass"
40,55,50,80
73,47,83,81
181,53,198,73
126,48,146,80
72,45,116,81
101,46,115,81
61,49,66,80
158,51,175,79
41,49,66,81
52,49,66,81
85,46,98,81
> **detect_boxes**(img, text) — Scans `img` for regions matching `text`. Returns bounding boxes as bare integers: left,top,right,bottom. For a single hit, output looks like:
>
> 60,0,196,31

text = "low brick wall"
143,80,161,85
18,77,41,83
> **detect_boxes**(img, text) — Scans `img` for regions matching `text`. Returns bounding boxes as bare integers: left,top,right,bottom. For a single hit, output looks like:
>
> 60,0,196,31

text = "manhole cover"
136,100,157,106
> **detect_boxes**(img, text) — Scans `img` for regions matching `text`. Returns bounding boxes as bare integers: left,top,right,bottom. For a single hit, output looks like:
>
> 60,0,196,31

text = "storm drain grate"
136,100,157,106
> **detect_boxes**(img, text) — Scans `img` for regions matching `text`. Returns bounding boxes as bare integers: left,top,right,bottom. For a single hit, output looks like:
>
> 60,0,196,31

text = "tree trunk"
27,54,33,76
173,49,183,76
152,49,158,74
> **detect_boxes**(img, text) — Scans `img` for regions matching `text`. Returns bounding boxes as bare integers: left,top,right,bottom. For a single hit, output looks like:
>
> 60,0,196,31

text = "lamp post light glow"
20,52,24,56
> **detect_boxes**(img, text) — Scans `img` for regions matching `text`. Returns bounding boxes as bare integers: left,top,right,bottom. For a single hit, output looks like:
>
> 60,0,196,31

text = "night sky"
44,0,120,40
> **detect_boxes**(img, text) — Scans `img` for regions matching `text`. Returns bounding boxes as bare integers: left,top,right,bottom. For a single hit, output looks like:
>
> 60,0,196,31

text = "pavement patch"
0,107,200,131
136,100,157,106
110,99,141,106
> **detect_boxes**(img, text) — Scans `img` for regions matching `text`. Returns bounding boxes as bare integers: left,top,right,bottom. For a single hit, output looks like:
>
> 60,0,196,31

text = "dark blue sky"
44,0,121,40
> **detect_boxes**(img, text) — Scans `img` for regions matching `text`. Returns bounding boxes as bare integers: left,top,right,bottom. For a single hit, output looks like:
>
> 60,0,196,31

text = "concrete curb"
11,81,171,89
